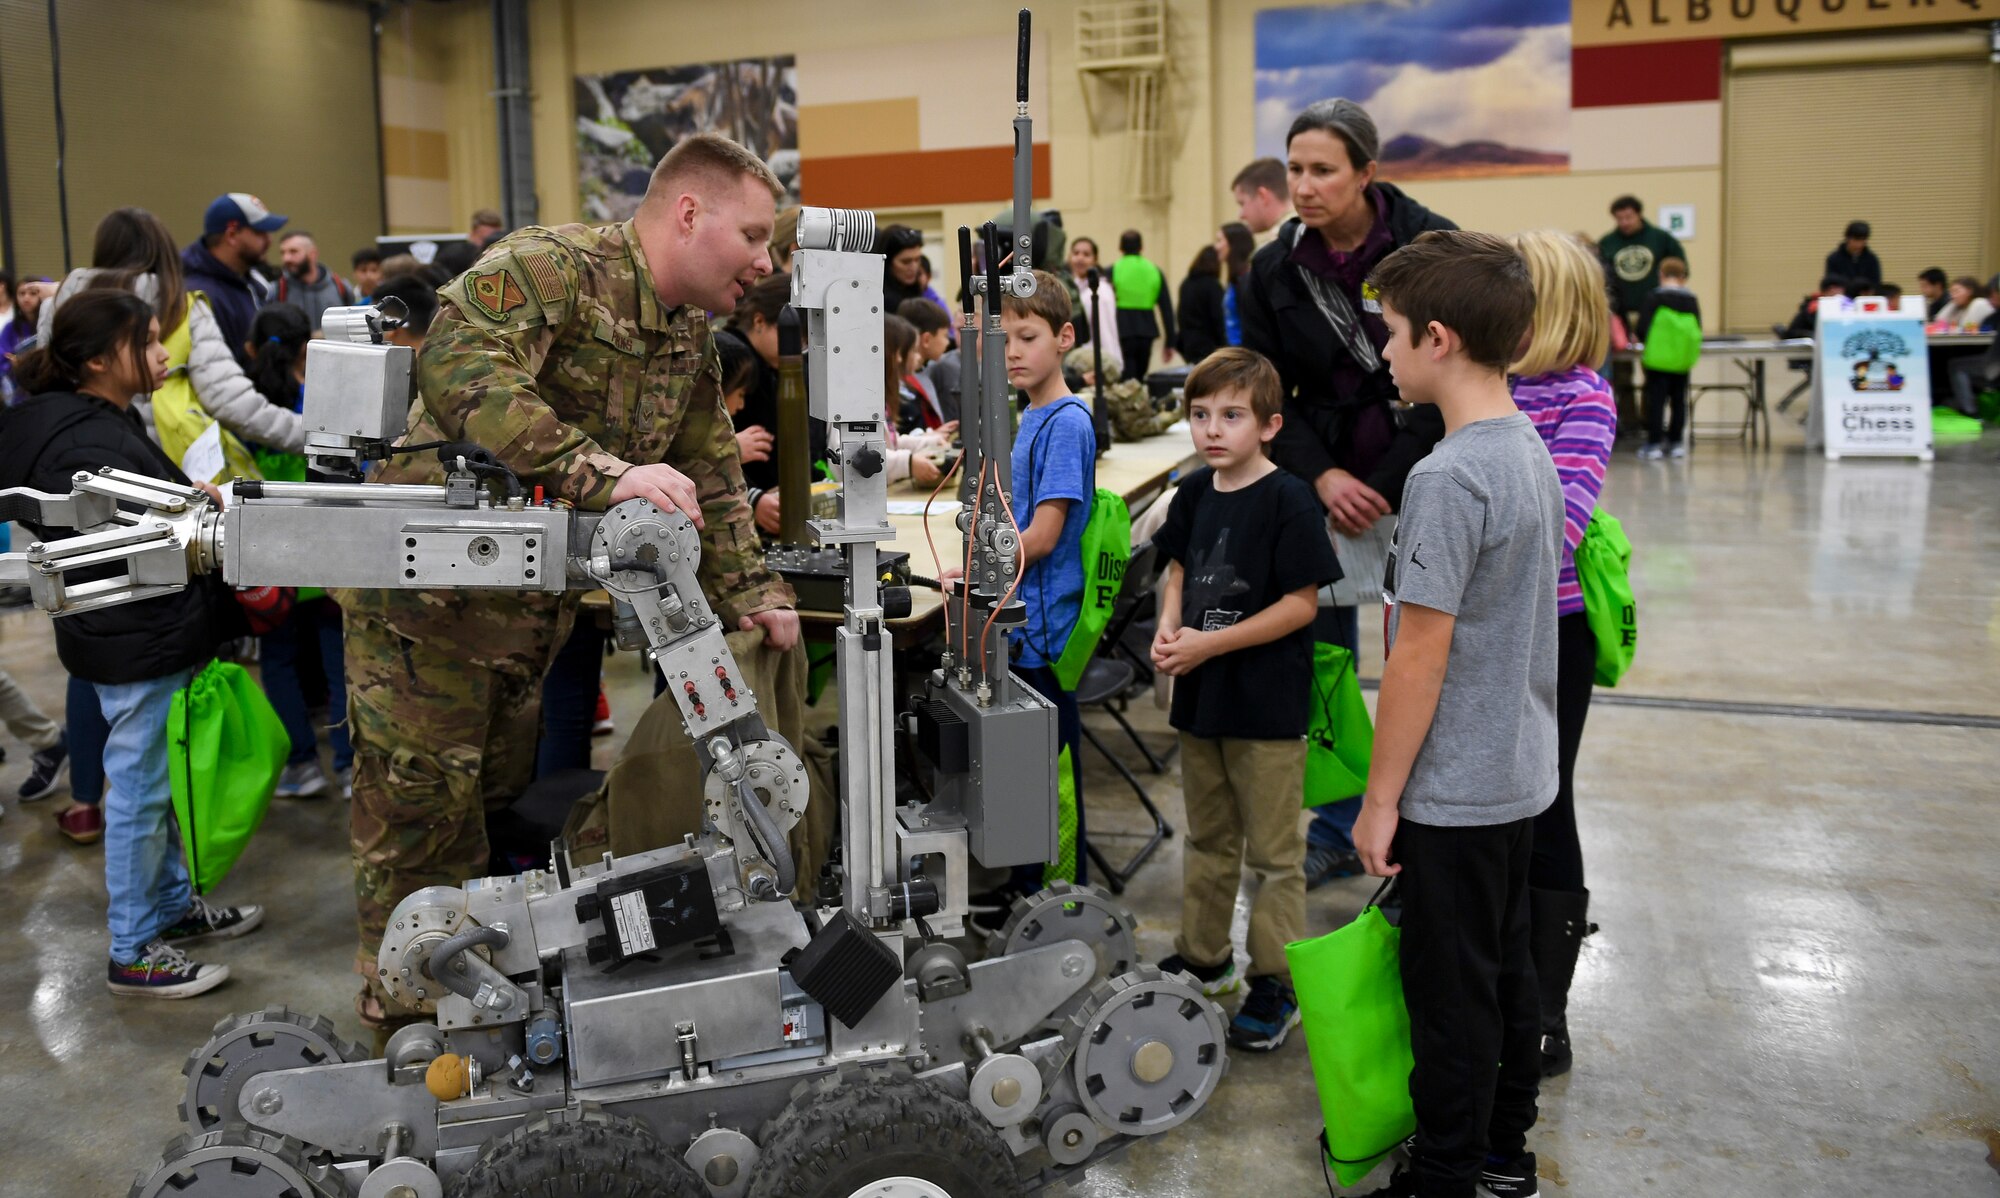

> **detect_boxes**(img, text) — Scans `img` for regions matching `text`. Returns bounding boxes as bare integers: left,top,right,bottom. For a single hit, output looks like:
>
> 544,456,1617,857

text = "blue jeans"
260,599,352,770
536,620,606,779
97,667,197,963
67,673,109,806
1307,604,1362,853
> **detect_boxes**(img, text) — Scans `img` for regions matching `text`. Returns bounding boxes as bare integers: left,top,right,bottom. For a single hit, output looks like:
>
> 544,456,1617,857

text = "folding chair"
1076,541,1173,893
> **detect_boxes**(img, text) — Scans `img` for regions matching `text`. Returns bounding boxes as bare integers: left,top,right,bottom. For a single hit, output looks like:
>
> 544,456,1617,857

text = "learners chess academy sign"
1816,311,1934,461
1572,0,1988,45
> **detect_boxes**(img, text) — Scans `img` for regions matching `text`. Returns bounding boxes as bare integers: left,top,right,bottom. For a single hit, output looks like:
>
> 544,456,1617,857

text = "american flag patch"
519,249,566,305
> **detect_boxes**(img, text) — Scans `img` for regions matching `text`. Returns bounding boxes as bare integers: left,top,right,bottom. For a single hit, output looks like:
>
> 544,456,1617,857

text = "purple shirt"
1511,366,1616,615
0,312,35,404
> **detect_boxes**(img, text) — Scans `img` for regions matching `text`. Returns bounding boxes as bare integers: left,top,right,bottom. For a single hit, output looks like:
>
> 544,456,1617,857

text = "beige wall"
377,0,502,236
0,0,380,281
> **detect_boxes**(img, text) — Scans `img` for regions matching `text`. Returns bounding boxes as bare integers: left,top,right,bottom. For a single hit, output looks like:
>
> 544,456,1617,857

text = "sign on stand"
1815,297,1934,462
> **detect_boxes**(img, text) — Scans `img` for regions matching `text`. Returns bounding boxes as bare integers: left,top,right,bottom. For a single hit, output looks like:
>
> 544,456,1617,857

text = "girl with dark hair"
1065,236,1123,380
1176,243,1227,364
876,224,929,312
246,300,353,799
0,276,52,404
0,290,264,999
1238,97,1456,888
247,301,312,418
38,207,304,463
880,313,953,488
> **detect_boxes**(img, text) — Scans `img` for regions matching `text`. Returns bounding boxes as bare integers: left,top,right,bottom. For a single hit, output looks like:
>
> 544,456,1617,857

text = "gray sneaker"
1636,443,1665,461
1667,442,1688,459
275,761,328,799
335,764,353,800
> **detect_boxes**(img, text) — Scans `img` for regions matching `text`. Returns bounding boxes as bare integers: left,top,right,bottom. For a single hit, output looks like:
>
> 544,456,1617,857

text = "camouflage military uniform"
335,220,793,1007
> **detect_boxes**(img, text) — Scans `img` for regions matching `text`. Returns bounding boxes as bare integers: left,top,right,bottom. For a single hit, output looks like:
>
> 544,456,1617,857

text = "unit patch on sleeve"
467,268,529,322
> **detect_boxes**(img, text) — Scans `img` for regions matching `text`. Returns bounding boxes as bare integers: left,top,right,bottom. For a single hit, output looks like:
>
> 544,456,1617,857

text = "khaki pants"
0,667,62,753
1175,733,1308,980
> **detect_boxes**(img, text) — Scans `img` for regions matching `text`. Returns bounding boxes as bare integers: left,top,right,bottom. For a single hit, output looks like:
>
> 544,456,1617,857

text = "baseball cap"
204,193,287,237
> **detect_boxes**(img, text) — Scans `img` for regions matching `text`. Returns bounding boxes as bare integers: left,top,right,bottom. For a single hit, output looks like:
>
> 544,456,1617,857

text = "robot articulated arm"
0,456,802,905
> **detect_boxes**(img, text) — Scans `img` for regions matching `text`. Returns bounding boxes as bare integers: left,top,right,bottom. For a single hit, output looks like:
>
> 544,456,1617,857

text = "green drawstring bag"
1575,507,1637,688
169,659,289,893
1304,642,1372,807
1287,877,1414,1189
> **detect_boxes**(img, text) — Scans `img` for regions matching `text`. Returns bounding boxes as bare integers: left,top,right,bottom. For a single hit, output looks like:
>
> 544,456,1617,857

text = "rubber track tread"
749,1067,1020,1198
453,1106,702,1198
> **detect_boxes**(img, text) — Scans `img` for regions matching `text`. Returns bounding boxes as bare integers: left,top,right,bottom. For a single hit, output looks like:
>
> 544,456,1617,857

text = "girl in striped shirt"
1506,230,1618,1080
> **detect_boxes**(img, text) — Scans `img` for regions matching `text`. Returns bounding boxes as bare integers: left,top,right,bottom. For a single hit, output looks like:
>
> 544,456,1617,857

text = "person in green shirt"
1110,229,1176,381
1596,195,1686,326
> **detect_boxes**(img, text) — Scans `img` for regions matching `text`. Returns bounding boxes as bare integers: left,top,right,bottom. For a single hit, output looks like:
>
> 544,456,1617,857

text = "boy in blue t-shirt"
1004,269,1096,886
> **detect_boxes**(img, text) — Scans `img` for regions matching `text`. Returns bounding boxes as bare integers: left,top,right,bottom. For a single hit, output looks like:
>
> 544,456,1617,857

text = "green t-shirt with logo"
1597,222,1686,318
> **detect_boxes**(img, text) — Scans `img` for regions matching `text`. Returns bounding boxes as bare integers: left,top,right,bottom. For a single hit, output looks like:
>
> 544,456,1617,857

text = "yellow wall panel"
798,100,923,159
382,128,453,182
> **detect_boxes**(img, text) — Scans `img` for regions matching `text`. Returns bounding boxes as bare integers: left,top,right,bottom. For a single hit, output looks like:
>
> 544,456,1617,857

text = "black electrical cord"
377,439,527,500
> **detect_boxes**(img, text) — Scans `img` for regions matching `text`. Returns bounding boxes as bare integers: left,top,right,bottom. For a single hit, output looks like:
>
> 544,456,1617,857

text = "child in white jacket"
39,208,304,454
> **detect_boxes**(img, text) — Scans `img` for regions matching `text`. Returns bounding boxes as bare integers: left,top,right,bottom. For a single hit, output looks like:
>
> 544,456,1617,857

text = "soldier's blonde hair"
644,133,784,207
1508,229,1611,378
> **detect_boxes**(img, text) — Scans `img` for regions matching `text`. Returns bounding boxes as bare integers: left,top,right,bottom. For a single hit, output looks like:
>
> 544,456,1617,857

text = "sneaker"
1479,1153,1541,1198
1157,953,1242,998
1305,843,1362,891
18,736,68,801
1666,442,1688,459
275,760,329,798
592,689,615,737
56,802,104,845
1636,443,1665,461
335,764,353,800
108,941,229,999
160,895,265,945
1227,975,1301,1051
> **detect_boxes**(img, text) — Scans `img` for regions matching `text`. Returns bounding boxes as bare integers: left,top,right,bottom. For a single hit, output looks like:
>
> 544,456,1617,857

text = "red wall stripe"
800,144,1052,210
1572,39,1723,108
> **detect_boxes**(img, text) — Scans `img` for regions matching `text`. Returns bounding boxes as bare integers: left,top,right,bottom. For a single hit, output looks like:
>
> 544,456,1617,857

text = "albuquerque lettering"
1604,0,1982,29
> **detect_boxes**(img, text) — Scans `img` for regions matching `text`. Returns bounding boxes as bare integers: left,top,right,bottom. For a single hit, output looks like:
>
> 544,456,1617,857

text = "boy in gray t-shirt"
1350,232,1561,1198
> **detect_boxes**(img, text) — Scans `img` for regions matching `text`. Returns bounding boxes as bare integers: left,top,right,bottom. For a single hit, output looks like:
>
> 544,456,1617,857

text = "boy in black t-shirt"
1151,347,1341,1052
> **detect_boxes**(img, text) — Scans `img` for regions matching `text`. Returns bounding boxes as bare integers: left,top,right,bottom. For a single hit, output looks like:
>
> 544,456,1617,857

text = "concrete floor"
3,429,1998,1197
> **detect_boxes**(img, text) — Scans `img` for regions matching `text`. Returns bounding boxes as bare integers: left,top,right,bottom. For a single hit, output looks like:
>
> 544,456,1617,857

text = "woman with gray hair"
1237,98,1456,888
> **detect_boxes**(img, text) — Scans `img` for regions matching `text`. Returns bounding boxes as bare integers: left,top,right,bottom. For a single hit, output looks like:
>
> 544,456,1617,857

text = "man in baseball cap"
183,193,287,368
204,192,288,237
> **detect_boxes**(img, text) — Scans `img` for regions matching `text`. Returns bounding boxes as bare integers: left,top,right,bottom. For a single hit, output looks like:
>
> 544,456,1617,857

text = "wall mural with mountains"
1254,0,1571,181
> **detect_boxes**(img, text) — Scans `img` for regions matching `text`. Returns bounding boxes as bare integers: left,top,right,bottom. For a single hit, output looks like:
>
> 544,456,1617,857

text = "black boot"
1529,886,1593,1078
